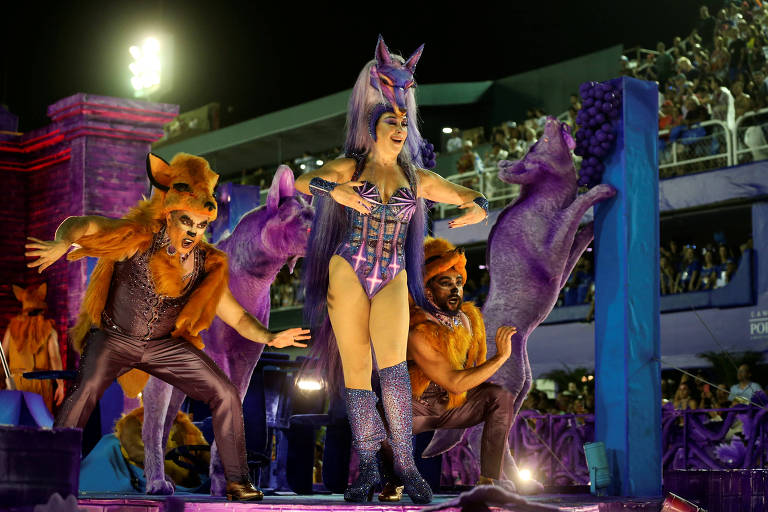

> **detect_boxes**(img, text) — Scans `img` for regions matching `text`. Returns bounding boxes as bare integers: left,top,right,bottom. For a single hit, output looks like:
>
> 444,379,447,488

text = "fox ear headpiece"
146,153,219,221
12,283,48,313
369,35,424,117
423,237,467,285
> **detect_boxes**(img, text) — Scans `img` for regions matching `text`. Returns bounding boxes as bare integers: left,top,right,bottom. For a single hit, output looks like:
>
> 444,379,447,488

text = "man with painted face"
377,238,520,500
25,153,309,501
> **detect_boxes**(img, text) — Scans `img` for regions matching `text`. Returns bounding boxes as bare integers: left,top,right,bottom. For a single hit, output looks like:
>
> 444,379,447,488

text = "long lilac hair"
302,57,430,392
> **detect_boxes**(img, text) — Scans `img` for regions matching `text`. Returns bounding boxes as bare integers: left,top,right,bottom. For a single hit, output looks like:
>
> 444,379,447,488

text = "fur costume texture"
140,166,314,496
483,117,615,417
66,154,228,397
408,301,486,410
115,406,210,489
5,284,58,411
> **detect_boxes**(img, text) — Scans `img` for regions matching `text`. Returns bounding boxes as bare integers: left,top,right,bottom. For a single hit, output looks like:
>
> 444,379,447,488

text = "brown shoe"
378,481,404,502
225,479,264,501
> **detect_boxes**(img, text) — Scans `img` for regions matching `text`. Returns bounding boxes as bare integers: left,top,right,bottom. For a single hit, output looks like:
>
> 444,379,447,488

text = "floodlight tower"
129,36,173,102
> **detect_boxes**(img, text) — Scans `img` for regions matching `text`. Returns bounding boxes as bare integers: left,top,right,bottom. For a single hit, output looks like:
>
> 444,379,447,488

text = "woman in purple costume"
295,36,487,503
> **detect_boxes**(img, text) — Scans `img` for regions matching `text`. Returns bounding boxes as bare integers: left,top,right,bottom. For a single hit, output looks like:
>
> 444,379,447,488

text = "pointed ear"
375,34,393,66
369,65,381,91
12,285,24,302
36,283,47,300
146,153,171,192
404,44,424,72
266,166,295,211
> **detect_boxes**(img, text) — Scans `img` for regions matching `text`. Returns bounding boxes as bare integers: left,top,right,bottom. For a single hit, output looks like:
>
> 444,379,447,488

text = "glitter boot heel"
343,388,385,502
378,362,433,504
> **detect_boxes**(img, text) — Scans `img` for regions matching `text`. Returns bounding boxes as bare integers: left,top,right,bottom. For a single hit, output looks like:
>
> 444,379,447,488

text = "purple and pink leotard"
335,157,417,298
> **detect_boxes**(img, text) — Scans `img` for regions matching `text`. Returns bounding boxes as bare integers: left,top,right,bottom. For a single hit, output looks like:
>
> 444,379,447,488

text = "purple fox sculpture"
485,116,615,417
422,117,616,489
140,165,314,496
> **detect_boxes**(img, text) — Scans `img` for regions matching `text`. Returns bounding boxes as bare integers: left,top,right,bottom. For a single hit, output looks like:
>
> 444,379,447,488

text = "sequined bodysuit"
335,157,417,298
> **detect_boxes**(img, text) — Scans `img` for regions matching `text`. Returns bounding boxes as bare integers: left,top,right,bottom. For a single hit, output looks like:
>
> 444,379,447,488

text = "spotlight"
128,35,173,100
300,164,306,170
518,469,532,481
316,160,324,166
478,265,487,270
442,127,453,134
583,442,611,495
297,378,323,391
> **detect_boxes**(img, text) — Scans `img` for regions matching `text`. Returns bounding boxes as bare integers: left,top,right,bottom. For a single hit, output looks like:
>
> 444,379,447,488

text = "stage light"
300,164,306,170
583,442,611,495
316,160,324,166
442,127,453,134
478,265,487,270
297,377,323,391
519,468,532,481
129,36,172,100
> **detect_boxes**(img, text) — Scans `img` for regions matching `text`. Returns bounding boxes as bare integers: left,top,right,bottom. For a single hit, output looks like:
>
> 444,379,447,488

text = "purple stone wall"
0,95,178,370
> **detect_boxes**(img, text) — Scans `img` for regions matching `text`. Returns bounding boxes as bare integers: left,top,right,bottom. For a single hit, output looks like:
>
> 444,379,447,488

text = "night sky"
2,0,704,132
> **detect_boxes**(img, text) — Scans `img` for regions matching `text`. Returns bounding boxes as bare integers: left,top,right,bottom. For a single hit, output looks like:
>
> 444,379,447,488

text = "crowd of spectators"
270,266,304,309
660,234,751,294
623,3,768,176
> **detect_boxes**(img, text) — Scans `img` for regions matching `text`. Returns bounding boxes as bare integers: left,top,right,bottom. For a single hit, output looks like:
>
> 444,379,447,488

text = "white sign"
749,309,768,340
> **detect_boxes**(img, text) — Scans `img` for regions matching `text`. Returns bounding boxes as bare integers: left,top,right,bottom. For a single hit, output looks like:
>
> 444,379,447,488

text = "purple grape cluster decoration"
420,139,437,169
574,80,623,188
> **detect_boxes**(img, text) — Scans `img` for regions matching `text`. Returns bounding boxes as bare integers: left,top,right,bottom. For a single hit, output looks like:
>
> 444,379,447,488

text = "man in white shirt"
728,364,763,405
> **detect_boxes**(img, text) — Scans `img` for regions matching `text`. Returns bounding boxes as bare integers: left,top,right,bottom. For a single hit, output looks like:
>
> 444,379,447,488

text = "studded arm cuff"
473,196,489,216
309,177,338,197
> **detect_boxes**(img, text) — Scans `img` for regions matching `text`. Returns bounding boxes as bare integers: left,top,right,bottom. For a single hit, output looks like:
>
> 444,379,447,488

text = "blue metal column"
593,76,661,497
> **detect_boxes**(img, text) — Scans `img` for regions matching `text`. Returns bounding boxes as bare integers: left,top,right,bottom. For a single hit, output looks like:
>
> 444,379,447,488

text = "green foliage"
697,351,765,386
540,365,593,392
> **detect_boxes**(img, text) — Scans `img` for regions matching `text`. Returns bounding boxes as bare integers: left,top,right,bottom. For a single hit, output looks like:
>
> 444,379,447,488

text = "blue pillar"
593,77,661,497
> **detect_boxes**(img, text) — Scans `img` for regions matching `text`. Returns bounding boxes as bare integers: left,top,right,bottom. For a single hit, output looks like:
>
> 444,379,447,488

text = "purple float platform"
75,493,664,512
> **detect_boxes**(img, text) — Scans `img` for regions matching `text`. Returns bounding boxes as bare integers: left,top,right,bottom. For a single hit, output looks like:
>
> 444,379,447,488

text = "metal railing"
435,115,767,219
733,107,768,165
658,119,732,179
440,404,768,486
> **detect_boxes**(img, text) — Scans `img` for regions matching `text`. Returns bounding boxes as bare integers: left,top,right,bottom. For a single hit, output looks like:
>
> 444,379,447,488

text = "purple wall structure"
0,94,178,370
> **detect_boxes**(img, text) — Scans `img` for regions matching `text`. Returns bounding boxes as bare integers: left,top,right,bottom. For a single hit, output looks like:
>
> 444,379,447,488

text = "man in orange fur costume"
24,153,309,501
379,238,518,500
1,283,65,412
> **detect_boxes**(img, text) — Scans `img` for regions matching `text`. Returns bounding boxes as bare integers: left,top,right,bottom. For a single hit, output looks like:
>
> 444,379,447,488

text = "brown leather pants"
55,328,248,481
382,382,515,479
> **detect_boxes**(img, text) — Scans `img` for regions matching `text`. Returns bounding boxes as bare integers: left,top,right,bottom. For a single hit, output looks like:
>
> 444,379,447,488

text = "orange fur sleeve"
171,243,229,349
463,303,487,368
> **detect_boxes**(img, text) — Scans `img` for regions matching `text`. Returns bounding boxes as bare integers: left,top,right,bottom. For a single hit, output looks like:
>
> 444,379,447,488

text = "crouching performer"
379,238,518,500
25,153,309,501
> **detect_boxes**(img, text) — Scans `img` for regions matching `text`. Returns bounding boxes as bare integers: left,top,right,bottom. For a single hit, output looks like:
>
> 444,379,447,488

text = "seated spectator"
655,42,676,86
697,5,717,51
483,142,509,169
683,95,710,125
728,364,763,405
732,80,753,117
698,249,719,290
660,255,678,295
726,27,747,81
520,126,538,153
457,141,482,189
661,240,682,273
677,56,702,86
699,383,724,422
659,100,682,131
676,245,701,292
709,37,730,81
715,244,736,288
445,128,463,153
673,381,698,411
708,76,735,129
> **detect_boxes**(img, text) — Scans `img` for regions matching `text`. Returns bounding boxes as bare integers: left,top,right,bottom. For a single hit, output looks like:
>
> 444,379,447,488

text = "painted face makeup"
167,210,209,255
428,269,464,313
375,112,408,151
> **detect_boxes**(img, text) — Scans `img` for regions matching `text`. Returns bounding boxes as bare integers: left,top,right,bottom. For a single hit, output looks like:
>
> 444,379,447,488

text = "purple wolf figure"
141,166,314,496
423,117,616,489
484,117,614,416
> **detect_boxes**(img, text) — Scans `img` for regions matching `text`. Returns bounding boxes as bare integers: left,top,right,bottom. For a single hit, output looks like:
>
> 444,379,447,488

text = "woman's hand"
268,327,311,348
25,237,70,273
448,201,487,229
330,181,374,215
